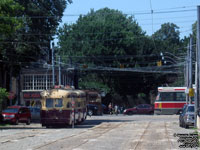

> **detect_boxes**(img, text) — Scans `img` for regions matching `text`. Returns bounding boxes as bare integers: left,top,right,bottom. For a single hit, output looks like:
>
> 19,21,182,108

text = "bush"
0,88,8,112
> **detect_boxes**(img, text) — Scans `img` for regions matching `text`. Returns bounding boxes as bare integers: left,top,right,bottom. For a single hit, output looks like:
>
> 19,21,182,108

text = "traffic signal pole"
195,6,200,128
186,43,189,104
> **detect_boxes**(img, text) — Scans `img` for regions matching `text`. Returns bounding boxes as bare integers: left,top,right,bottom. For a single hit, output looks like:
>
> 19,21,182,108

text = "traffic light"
120,64,124,68
82,64,88,68
157,61,162,66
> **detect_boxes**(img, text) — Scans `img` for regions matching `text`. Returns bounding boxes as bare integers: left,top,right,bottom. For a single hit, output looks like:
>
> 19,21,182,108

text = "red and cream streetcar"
40,86,87,127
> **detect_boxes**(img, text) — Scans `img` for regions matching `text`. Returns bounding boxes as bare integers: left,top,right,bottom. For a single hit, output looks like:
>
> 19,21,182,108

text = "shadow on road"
76,119,133,129
0,118,133,130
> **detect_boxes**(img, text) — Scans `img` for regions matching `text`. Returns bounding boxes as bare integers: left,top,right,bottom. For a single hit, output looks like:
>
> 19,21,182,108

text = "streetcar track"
0,122,105,145
33,122,123,150
34,130,88,149
0,129,63,144
164,122,173,149
132,121,151,150
71,123,123,150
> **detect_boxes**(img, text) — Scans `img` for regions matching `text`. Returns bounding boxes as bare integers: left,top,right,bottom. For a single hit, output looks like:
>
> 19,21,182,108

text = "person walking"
114,105,118,115
108,103,112,115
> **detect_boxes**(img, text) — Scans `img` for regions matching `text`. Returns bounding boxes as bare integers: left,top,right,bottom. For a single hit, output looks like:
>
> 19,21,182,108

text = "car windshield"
3,108,18,113
187,106,194,112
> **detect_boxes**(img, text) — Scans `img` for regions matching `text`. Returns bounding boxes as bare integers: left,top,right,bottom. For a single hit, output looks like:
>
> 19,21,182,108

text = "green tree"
152,23,185,87
0,88,8,111
58,8,184,106
0,0,23,38
0,0,72,89
57,8,159,105
13,0,71,61
152,23,181,55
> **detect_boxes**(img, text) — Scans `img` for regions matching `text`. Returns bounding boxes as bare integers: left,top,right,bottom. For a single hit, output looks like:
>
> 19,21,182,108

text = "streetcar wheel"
177,110,181,115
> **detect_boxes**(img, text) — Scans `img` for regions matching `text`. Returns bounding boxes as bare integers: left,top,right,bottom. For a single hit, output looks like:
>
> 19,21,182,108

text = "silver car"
182,104,195,128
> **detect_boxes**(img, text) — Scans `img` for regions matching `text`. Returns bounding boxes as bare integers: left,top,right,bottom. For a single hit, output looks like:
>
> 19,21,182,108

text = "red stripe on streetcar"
155,102,185,109
174,89,185,91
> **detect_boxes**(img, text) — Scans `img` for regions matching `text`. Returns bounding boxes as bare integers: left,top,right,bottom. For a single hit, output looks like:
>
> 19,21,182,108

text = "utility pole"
59,56,61,86
189,35,193,104
186,43,189,104
195,5,200,128
52,42,55,86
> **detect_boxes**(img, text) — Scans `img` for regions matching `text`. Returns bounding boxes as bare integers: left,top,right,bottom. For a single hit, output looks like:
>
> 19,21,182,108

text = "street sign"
189,88,195,97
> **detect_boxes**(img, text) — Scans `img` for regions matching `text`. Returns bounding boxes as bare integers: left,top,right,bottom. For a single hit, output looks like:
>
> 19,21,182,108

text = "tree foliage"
58,8,155,68
0,88,8,111
0,0,23,38
0,0,72,89
57,8,162,104
152,23,182,55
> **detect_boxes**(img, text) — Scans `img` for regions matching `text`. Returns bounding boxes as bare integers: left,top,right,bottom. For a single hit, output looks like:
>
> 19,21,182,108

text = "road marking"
12,140,19,142
88,139,97,142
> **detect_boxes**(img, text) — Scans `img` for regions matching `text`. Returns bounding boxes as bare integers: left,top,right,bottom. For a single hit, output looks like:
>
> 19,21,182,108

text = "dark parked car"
1,106,31,125
179,104,194,128
102,104,109,114
179,104,187,127
123,104,154,115
87,104,99,116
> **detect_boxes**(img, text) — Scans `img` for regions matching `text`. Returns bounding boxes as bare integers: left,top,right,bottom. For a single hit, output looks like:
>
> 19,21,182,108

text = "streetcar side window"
46,99,54,108
160,92,174,101
55,99,63,107
176,92,186,101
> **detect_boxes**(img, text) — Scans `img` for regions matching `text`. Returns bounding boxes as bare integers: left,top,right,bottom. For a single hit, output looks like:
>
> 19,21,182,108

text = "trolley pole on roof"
52,42,55,87
59,56,61,86
195,5,200,128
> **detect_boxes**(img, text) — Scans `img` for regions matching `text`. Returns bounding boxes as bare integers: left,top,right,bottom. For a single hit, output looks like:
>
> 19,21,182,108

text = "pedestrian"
114,105,118,115
108,103,112,115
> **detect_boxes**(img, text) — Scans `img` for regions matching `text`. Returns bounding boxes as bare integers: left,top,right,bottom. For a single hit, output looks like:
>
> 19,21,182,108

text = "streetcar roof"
40,88,76,98
158,87,187,92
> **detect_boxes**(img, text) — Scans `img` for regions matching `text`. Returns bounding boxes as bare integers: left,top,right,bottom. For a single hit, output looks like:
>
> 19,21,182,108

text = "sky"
56,0,200,44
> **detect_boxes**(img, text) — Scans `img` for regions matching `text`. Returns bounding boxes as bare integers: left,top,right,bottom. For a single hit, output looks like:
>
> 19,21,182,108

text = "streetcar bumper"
41,118,70,126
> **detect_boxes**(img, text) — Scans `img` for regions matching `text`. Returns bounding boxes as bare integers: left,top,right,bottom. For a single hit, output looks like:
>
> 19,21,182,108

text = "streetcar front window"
46,99,54,108
55,99,63,107
176,92,186,101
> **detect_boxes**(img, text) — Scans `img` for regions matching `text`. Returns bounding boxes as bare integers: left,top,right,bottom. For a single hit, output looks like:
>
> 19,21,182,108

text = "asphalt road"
0,114,198,150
